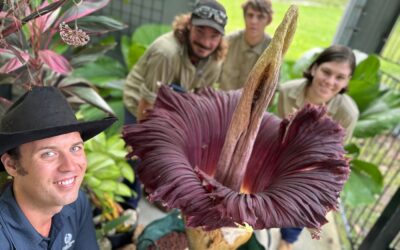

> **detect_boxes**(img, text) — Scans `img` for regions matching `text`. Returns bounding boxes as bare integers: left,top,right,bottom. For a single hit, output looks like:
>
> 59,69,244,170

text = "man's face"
188,25,222,59
244,7,270,37
4,132,87,212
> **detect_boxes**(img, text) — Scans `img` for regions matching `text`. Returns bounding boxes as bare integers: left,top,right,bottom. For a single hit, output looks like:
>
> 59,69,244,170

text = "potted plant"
82,131,137,249
0,0,126,115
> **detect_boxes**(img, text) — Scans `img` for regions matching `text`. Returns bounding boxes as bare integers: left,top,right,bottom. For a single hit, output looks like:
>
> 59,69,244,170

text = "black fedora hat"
0,86,117,171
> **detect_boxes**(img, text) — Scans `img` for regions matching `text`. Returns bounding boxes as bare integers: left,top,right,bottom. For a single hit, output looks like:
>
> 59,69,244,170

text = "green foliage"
342,143,383,207
121,38,146,71
96,214,131,239
72,56,127,85
77,15,127,34
220,0,344,61
343,159,383,207
76,23,171,133
354,91,400,137
346,55,400,138
84,132,135,203
121,24,171,70
0,0,125,117
347,55,381,113
131,24,171,46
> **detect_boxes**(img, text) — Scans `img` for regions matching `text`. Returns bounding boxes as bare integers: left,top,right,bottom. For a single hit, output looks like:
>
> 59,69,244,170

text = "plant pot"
185,226,252,250
107,226,135,249
107,202,138,249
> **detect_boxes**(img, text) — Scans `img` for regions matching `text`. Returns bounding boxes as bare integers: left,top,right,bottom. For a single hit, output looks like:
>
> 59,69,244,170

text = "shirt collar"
286,79,341,116
287,79,307,109
0,184,75,248
239,31,269,55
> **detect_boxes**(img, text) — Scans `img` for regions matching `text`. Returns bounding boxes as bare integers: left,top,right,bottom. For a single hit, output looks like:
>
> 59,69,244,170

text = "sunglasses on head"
193,5,227,26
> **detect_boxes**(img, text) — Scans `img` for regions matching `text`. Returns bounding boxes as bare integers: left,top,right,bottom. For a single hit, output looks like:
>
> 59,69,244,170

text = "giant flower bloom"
123,86,350,233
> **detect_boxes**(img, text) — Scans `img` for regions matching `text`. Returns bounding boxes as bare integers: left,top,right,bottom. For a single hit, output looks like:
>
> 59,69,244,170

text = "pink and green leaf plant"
0,0,124,115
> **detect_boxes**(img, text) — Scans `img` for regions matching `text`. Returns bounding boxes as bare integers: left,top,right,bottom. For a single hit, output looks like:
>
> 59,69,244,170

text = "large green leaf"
343,159,383,207
347,80,380,113
77,100,124,136
72,56,126,86
347,55,381,112
86,152,110,167
77,104,107,123
87,158,115,173
354,108,400,137
98,180,118,192
93,165,121,180
354,89,400,137
89,131,107,148
77,15,127,34
106,134,126,150
121,35,147,70
120,161,134,183
115,182,132,197
360,90,400,118
84,174,102,188
344,143,360,158
70,43,117,68
62,85,115,115
125,41,146,71
352,55,380,82
131,24,171,46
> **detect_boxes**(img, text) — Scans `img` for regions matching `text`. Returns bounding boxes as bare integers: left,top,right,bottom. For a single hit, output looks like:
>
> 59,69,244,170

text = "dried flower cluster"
59,22,90,47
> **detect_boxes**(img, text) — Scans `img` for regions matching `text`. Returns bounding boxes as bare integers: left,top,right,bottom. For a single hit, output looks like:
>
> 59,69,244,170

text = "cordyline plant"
0,0,125,115
123,6,350,238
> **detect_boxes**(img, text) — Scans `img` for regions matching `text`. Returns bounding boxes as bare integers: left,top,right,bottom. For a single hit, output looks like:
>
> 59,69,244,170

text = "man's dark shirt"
0,184,98,250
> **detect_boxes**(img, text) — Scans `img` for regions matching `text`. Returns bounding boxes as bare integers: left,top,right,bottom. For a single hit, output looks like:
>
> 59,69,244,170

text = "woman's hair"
303,45,356,94
242,0,273,18
172,13,227,61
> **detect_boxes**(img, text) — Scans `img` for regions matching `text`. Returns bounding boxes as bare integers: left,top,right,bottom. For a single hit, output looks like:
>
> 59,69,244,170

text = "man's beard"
189,41,213,60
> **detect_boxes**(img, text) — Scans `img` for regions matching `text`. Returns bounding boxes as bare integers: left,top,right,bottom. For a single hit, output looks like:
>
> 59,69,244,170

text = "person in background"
0,86,116,249
218,0,273,90
124,0,228,123
277,45,359,250
122,0,228,209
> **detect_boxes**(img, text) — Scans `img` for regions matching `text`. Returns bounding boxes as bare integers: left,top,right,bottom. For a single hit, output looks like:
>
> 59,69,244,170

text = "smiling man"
219,0,273,90
123,0,228,123
0,87,116,250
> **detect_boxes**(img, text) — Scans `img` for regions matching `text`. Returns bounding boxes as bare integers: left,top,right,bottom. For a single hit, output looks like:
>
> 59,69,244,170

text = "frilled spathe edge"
123,86,350,231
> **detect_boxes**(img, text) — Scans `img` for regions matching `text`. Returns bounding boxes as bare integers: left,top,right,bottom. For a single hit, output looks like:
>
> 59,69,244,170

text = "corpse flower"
123,5,349,240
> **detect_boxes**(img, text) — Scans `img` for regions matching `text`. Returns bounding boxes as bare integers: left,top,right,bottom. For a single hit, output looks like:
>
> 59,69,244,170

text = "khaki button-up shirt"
277,79,359,140
123,32,222,117
218,30,271,90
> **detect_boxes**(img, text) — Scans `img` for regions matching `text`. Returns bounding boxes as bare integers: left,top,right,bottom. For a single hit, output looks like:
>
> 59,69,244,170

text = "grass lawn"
220,0,347,62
